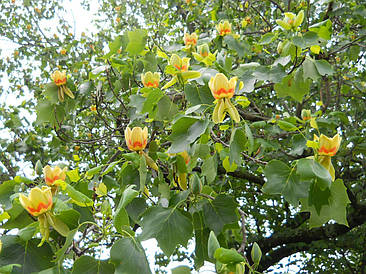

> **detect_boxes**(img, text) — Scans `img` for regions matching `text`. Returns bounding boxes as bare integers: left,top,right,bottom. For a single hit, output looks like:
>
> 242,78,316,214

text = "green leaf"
72,256,114,274
202,154,217,184
224,36,249,58
114,186,138,233
309,19,332,40
141,89,164,114
277,120,298,131
43,83,59,104
168,117,210,153
314,60,335,76
184,84,214,106
64,184,93,207
229,128,246,165
263,160,310,205
214,248,245,264
102,160,120,176
297,158,332,190
86,166,102,178
126,29,147,56
155,95,179,121
0,180,18,210
67,169,80,183
301,179,351,228
0,236,54,272
302,57,320,81
105,35,123,58
110,238,151,274
171,266,191,274
208,231,220,259
274,68,311,102
202,195,239,235
307,180,331,214
192,212,210,268
259,33,277,45
140,206,193,256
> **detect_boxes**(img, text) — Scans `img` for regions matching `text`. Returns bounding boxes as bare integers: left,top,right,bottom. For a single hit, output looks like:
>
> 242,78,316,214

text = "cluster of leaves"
1,0,366,273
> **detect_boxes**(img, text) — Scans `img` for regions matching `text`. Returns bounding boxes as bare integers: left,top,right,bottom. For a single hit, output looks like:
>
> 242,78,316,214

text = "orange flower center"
200,51,208,57
128,139,147,150
46,175,60,185
27,196,52,216
174,65,187,71
185,38,197,45
220,29,231,35
303,116,311,121
145,81,159,88
54,78,66,86
318,146,337,156
214,88,234,99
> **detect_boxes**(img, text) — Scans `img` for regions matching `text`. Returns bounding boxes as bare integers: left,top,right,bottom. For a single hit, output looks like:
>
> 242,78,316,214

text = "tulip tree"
0,0,365,273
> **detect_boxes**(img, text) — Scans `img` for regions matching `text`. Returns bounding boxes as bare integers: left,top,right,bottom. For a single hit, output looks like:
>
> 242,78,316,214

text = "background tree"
0,0,365,273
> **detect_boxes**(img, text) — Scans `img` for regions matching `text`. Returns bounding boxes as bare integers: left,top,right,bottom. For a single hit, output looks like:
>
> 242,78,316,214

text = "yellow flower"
90,105,97,112
19,186,53,217
216,20,232,36
209,73,237,100
141,72,160,88
170,54,190,72
125,127,148,151
60,49,67,55
179,151,190,165
0,239,2,254
315,134,342,157
43,165,67,186
50,70,75,102
276,10,304,30
184,32,198,47
51,70,67,86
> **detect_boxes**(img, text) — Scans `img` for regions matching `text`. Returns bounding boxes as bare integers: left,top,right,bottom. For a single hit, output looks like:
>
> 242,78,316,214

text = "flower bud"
301,109,311,121
125,127,148,151
198,43,210,57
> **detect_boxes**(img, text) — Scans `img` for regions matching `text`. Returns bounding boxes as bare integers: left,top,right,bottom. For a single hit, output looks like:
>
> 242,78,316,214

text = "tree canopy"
0,0,366,273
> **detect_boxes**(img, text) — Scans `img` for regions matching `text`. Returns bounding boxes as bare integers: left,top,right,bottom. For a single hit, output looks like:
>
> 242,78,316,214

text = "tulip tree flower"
141,71,160,88
125,126,158,171
19,186,53,217
209,73,240,124
51,70,75,102
19,186,69,246
162,54,201,89
216,20,232,36
276,10,304,31
313,133,342,181
43,165,67,186
192,43,216,66
184,32,198,50
125,127,148,152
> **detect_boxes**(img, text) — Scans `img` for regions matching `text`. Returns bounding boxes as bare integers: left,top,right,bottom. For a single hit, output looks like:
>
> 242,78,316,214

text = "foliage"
0,0,366,273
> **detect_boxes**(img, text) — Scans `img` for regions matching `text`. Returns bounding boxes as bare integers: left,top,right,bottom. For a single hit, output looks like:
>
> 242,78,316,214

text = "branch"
252,203,366,271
